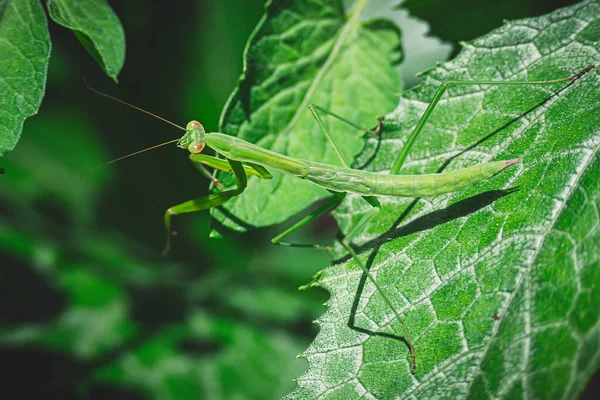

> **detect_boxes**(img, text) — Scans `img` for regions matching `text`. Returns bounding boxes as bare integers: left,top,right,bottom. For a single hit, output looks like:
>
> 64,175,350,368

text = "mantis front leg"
162,159,248,256
190,154,273,189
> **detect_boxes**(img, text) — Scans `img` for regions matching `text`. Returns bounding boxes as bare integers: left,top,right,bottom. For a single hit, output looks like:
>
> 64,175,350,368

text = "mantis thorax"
179,121,206,153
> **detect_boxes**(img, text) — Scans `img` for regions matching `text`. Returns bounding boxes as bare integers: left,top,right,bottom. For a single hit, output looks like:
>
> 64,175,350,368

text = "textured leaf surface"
47,0,125,82
211,0,402,232
0,0,50,156
288,1,600,398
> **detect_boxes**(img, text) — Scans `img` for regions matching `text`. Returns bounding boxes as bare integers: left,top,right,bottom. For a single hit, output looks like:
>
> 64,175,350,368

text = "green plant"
0,1,598,399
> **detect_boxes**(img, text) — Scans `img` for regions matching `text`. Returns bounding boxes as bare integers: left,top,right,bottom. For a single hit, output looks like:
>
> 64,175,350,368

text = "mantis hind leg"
162,159,247,256
271,191,346,250
389,64,596,175
289,66,595,374
302,103,416,369
270,190,417,372
340,195,416,373
342,66,595,373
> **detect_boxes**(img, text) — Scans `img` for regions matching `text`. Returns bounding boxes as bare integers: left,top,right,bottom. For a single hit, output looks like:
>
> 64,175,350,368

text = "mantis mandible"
84,64,596,373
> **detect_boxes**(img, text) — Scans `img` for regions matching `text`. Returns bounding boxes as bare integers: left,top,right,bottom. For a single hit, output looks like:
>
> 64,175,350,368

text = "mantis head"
178,120,206,154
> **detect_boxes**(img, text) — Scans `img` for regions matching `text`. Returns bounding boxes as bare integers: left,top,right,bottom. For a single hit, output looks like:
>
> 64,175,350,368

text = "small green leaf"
288,1,600,398
211,0,403,233
0,0,50,156
47,0,125,82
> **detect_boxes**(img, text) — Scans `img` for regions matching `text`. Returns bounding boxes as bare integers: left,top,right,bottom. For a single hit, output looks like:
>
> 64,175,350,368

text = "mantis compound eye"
187,120,203,130
188,142,205,154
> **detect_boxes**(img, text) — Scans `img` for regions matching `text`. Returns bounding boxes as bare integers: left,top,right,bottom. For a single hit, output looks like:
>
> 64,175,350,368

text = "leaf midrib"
275,0,371,154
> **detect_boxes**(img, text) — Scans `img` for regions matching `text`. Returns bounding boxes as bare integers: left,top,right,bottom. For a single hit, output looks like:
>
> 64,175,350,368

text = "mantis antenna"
81,79,188,179
80,138,181,179
83,78,187,132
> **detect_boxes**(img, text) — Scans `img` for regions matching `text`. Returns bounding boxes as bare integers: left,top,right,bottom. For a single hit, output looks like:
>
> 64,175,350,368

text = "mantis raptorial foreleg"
190,154,273,181
163,159,248,256
191,154,228,190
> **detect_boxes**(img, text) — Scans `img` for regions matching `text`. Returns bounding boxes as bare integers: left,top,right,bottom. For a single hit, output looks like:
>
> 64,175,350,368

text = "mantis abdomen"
305,159,518,196
206,132,518,197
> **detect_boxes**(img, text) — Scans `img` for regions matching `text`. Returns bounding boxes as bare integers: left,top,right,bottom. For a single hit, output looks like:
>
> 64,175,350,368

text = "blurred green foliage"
1,1,330,398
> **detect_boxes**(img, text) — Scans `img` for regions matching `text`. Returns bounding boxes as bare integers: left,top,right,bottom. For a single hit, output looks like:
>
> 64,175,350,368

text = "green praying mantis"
84,63,596,373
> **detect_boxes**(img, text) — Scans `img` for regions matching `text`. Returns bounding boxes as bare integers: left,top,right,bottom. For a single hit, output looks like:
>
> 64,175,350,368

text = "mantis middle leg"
270,104,383,248
308,104,383,168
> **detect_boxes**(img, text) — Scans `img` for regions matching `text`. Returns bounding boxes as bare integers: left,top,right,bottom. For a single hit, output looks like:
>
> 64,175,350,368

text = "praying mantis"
85,63,596,374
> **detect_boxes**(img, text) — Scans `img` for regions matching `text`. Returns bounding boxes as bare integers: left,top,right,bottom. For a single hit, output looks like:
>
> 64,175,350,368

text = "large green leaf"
47,0,125,82
211,0,402,233
288,1,600,398
0,0,50,156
